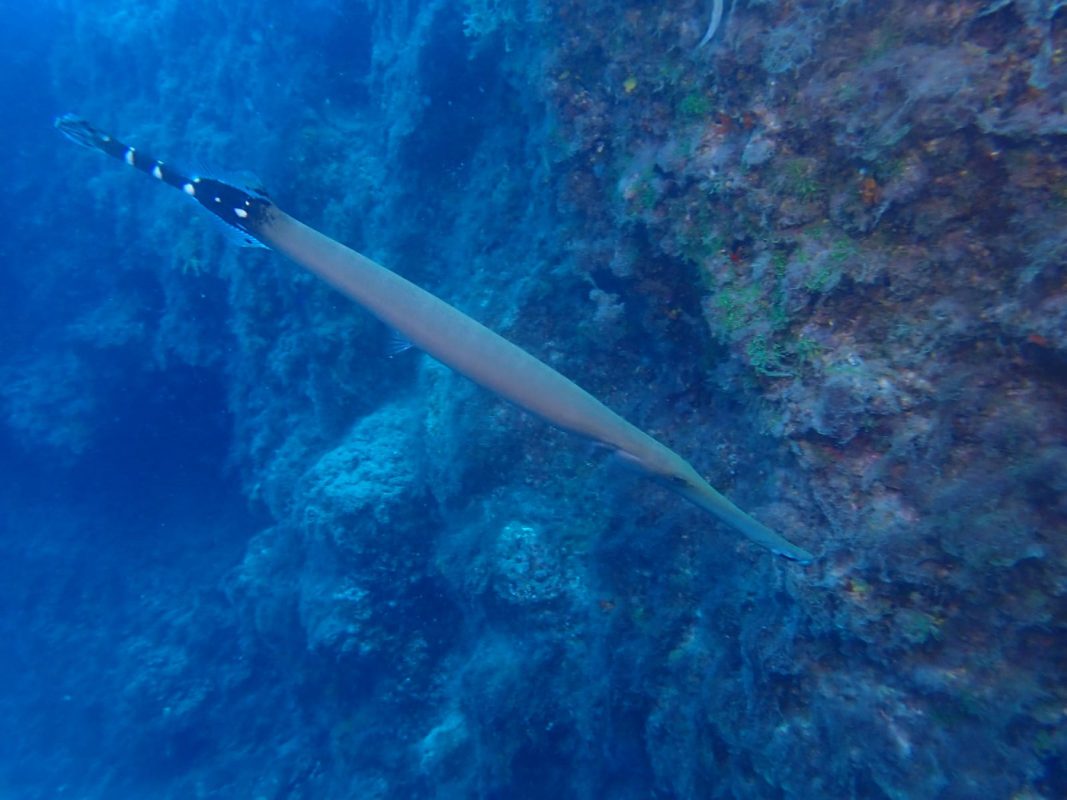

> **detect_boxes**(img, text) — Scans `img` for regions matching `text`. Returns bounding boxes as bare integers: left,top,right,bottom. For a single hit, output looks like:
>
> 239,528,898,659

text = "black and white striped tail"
55,114,273,248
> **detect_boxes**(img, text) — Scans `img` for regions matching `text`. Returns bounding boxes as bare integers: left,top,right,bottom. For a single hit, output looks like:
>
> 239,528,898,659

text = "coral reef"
2,0,1065,798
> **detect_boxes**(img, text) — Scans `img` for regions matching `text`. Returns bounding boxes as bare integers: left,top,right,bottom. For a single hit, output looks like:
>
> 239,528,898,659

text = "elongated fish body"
56,115,814,563
697,0,725,48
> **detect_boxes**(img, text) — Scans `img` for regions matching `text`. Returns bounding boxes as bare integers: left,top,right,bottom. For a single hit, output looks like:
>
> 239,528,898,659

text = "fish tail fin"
55,114,109,153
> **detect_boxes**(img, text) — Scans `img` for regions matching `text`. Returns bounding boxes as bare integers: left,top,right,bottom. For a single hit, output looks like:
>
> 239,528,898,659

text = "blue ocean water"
2,1,1066,798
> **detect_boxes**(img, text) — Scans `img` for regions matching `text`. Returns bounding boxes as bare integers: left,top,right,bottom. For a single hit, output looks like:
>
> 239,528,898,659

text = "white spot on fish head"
152,164,163,180
182,183,196,196
124,147,135,166
234,207,249,219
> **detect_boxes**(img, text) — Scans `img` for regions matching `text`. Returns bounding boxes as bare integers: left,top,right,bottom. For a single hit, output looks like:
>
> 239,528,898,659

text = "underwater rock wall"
2,0,1063,798
542,0,1067,796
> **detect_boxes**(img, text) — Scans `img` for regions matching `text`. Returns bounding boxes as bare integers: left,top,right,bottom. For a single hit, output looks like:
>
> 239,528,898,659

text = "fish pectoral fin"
386,330,415,358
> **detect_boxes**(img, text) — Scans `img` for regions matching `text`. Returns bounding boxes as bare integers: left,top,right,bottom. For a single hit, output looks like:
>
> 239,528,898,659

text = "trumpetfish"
55,115,813,563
